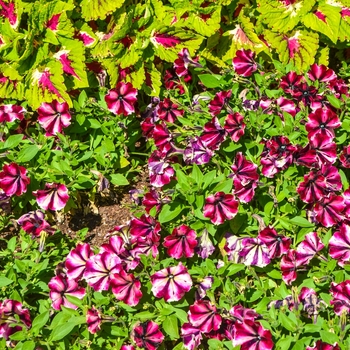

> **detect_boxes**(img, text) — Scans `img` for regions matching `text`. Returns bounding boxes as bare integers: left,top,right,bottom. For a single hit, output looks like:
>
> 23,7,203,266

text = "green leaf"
158,202,185,223
191,164,203,186
7,236,16,252
16,145,39,163
289,216,314,228
20,341,36,350
198,74,222,88
50,317,85,341
3,134,24,149
31,311,50,334
320,331,340,345
0,276,14,287
279,312,297,332
109,174,129,186
212,179,233,193
327,95,342,109
81,0,126,20
163,315,179,340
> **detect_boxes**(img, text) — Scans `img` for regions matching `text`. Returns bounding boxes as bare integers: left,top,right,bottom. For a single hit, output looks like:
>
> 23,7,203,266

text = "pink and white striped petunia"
0,163,30,197
121,345,136,350
130,214,161,239
280,249,303,285
203,192,239,225
313,194,345,227
239,238,271,267
157,98,184,123
208,90,232,116
224,112,246,142
0,300,31,340
163,224,197,259
84,252,122,291
111,269,142,306
148,150,175,188
232,49,258,77
150,263,192,302
37,100,72,136
48,275,86,310
33,183,69,211
0,104,26,123
65,243,93,280
181,323,203,350
131,320,164,350
296,232,324,264
17,210,55,238
200,117,227,150
258,226,291,259
188,300,222,333
232,320,274,350
330,280,350,316
329,223,350,267
86,307,103,334
230,152,259,184
306,340,340,350
105,82,138,116
308,64,337,83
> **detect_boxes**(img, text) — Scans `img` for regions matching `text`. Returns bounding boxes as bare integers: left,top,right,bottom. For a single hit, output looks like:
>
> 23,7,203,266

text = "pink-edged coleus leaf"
53,50,80,79
0,163,30,197
46,13,61,31
0,104,26,123
111,269,142,306
132,321,164,350
75,31,95,46
65,243,93,280
0,0,17,27
32,68,63,99
163,224,197,259
152,33,181,48
329,223,350,267
48,275,86,310
188,300,222,333
33,183,69,211
203,192,239,225
105,82,138,116
150,263,192,302
37,100,71,136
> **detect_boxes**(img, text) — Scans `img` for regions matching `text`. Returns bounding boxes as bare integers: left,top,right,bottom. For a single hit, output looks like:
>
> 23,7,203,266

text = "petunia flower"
195,276,213,300
163,224,197,259
150,263,192,302
229,152,259,185
65,243,93,280
105,82,138,116
225,234,244,263
184,137,214,165
111,269,142,306
299,287,326,322
232,49,258,77
0,163,30,197
239,238,271,267
33,183,69,211
224,112,246,142
130,214,161,240
148,150,175,188
280,71,304,95
0,104,25,123
188,300,222,333
329,223,350,267
229,304,261,323
131,321,164,350
307,340,340,350
121,345,135,350
195,229,215,259
258,226,291,259
142,189,171,214
181,323,203,350
330,280,350,316
48,275,86,310
297,168,328,203
232,320,274,350
157,98,184,123
296,232,325,264
203,192,239,225
86,307,103,334
37,100,72,136
280,249,304,285
17,210,55,238
313,194,345,227
308,64,337,83
340,145,350,168
208,90,232,116
200,117,227,150
0,300,31,340
259,97,298,119
174,48,202,78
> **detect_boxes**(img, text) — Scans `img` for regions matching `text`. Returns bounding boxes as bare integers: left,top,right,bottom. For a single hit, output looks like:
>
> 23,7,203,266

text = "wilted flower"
48,275,86,310
233,49,258,77
65,243,93,280
33,183,69,211
163,224,197,259
86,307,103,334
0,163,30,197
17,210,55,238
225,234,244,263
196,229,215,259
105,82,138,116
195,276,213,300
299,287,326,322
203,192,239,225
132,321,164,350
188,300,222,333
150,263,192,302
0,104,25,123
0,300,31,340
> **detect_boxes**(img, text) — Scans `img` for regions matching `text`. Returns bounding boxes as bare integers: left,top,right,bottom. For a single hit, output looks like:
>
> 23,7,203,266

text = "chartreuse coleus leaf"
79,0,126,20
219,12,268,62
264,29,319,72
257,0,315,33
0,20,25,61
142,62,162,97
0,64,25,100
339,4,350,41
317,46,330,66
25,60,71,109
302,1,341,44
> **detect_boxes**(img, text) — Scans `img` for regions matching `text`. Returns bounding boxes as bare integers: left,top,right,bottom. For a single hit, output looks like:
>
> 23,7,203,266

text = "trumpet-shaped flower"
329,223,350,267
17,210,55,238
233,49,258,77
132,321,164,350
0,163,30,197
65,243,93,280
188,300,222,333
105,82,137,116
0,104,25,123
33,183,69,211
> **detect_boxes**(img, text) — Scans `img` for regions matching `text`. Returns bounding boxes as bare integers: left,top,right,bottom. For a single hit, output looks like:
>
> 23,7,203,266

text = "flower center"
320,123,326,129
168,274,174,279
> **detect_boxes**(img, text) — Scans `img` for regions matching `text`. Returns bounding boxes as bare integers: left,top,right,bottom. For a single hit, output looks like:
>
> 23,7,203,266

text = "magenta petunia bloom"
200,117,227,150
157,98,184,123
105,82,138,116
195,276,213,300
142,189,170,214
280,71,304,94
232,49,258,77
308,134,337,167
259,97,298,118
148,150,175,188
239,238,271,267
84,252,122,291
203,192,239,225
234,180,258,203
330,280,350,316
111,269,142,306
17,210,55,238
37,100,71,136
130,214,161,240
229,304,261,323
313,194,345,227
229,152,259,185
48,275,86,310
224,112,246,142
306,107,341,141
225,234,244,263
181,323,203,350
33,183,69,211
232,320,274,350
308,64,337,83
184,137,214,165
296,231,324,264
297,168,328,204
208,90,232,116
0,163,30,197
280,249,304,285
65,243,93,280
0,300,31,340
132,321,164,350
150,263,192,302
163,224,197,259
174,48,201,78
121,345,135,350
340,145,350,168
258,226,291,259
329,223,350,267
306,340,340,350
86,307,102,334
0,104,25,123
188,300,222,333
152,123,172,148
